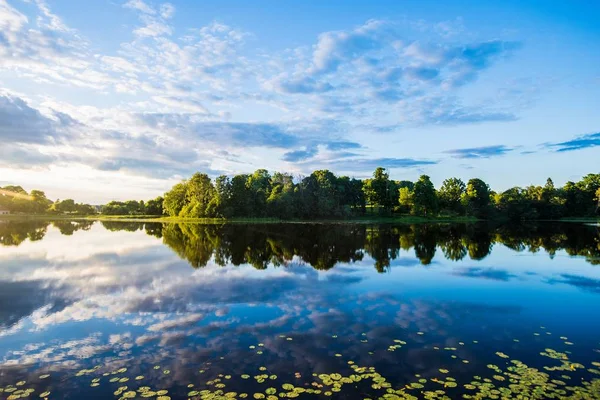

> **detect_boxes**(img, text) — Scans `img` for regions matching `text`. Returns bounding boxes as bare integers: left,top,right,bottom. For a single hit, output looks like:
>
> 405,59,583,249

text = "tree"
210,175,234,218
438,178,465,214
496,187,538,221
337,176,366,215
398,187,414,213
145,196,165,215
412,175,438,216
30,190,52,214
363,167,397,214
163,182,187,217
463,178,491,218
245,169,271,217
56,199,77,213
180,173,215,218
267,173,296,218
230,174,251,217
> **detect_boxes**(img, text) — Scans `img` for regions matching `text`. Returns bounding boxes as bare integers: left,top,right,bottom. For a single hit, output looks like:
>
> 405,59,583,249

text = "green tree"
266,172,296,218
412,175,438,216
438,178,465,214
163,182,188,217
209,175,234,218
398,187,414,213
56,199,77,213
496,187,538,221
363,167,397,214
246,169,271,217
463,178,491,218
230,174,251,217
145,197,164,215
180,173,215,218
30,190,52,214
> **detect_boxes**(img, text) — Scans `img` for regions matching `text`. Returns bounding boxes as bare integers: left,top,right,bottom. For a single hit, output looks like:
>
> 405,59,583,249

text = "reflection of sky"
1,222,600,394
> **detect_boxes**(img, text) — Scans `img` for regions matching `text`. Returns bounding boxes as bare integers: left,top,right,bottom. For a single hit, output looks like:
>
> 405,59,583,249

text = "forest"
158,168,600,221
2,168,599,221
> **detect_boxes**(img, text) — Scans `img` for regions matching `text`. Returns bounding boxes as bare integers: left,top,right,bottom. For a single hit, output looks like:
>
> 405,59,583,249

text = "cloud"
547,274,600,294
0,94,59,144
445,145,513,159
325,157,437,171
0,144,56,168
123,0,156,15
442,40,522,87
0,0,531,192
325,141,362,151
451,267,517,281
151,96,210,114
272,76,334,94
147,313,205,332
272,19,521,112
159,3,175,19
282,147,318,162
309,19,389,76
413,97,517,125
546,132,600,152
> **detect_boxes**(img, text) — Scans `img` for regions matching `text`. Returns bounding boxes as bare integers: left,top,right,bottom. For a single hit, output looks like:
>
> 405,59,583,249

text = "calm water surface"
0,220,599,399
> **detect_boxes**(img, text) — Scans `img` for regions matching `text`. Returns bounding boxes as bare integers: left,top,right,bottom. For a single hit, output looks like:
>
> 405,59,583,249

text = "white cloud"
159,3,175,19
123,0,156,15
0,0,533,200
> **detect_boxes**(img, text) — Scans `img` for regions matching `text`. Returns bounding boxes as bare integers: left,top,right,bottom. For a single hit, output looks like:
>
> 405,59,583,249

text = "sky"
0,0,599,203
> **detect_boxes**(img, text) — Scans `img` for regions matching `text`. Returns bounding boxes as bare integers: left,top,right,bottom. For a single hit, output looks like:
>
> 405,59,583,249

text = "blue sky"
0,0,598,202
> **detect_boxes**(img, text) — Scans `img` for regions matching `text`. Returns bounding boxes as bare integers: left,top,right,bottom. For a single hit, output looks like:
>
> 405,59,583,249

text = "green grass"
558,217,600,223
0,213,479,224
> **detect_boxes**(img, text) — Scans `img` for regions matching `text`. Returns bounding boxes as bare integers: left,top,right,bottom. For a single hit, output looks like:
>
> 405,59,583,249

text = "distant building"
0,208,9,215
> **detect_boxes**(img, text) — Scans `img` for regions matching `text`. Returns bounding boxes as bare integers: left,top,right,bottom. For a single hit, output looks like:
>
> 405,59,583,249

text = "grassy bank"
558,217,600,224
0,214,480,224
4,214,598,225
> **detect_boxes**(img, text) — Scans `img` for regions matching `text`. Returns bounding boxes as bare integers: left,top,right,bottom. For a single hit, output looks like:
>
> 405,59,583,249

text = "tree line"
0,185,163,216
2,169,599,220
0,186,96,215
160,168,600,221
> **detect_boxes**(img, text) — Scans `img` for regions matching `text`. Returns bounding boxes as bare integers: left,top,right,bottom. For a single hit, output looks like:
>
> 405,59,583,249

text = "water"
0,220,599,399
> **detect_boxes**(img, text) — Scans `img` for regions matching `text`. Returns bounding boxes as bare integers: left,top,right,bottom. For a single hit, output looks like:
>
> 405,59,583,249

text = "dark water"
1,220,600,399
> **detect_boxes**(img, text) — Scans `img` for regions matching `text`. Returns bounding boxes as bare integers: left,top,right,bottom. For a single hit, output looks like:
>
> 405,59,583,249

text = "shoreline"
1,214,598,224
0,214,478,224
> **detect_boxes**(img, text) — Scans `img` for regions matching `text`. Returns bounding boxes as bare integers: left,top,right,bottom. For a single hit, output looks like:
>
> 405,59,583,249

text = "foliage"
0,186,94,215
438,178,465,214
158,170,600,220
3,171,599,221
162,169,366,219
412,175,438,216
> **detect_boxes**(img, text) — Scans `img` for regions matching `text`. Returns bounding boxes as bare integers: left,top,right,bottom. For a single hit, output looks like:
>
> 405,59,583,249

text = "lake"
0,220,599,399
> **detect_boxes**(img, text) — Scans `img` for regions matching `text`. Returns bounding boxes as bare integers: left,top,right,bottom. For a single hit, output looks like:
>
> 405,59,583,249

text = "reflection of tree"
439,225,468,261
147,222,600,270
0,221,48,246
100,221,145,232
0,220,99,246
7,219,599,269
52,220,94,235
412,225,438,265
364,226,400,272
464,224,494,260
